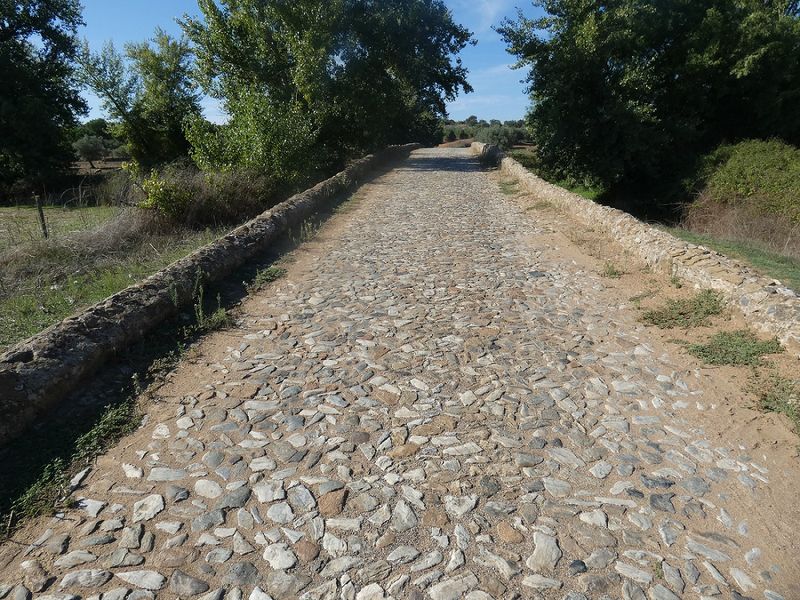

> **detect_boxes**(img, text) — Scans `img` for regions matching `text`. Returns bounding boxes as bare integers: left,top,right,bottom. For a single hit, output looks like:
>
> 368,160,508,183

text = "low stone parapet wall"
473,142,800,353
0,144,421,446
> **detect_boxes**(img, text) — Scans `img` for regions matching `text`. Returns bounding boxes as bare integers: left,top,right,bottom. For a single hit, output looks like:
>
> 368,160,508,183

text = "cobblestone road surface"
0,149,796,600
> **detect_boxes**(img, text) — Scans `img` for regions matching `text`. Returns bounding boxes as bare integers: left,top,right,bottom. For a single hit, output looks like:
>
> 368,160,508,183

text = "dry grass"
0,205,118,251
683,199,800,260
0,209,222,351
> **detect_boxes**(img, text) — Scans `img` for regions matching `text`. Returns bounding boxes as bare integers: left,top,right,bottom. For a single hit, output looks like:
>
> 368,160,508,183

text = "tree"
72,135,106,168
181,0,474,176
0,0,86,188
70,118,111,142
498,0,800,202
78,30,201,169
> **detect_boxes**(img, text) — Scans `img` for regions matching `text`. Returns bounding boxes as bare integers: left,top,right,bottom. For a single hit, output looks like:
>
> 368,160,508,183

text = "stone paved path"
1,148,797,600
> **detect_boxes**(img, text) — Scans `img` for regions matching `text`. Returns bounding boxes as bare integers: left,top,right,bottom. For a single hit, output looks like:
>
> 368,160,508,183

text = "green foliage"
181,0,474,174
249,266,287,291
692,139,800,224
72,135,106,166
70,118,112,142
498,180,519,195
192,285,232,333
641,290,725,328
78,29,201,169
498,1,800,212
508,149,605,200
601,263,624,279
185,91,323,184
140,170,191,220
475,125,526,150
750,370,800,432
688,329,783,366
0,0,86,188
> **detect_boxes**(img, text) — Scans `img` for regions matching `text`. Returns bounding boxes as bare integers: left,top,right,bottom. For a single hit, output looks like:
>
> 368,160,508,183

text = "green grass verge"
641,290,724,328
661,226,800,292
688,329,783,366
0,230,221,351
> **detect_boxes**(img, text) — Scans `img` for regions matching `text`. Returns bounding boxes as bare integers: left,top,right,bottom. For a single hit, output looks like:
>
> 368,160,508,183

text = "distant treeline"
442,117,528,150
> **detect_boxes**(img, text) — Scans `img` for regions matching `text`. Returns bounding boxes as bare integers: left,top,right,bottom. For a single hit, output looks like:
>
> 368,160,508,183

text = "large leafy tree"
498,1,800,197
0,0,86,188
181,0,473,178
78,29,201,169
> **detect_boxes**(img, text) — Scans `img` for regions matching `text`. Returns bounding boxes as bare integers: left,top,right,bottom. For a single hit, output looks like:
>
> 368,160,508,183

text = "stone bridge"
0,149,797,600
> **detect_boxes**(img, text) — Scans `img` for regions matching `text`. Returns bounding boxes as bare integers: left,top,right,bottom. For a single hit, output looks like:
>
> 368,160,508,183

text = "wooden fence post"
34,192,48,239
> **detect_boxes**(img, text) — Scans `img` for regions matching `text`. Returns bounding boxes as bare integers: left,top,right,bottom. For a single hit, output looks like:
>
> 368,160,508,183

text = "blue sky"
79,0,541,123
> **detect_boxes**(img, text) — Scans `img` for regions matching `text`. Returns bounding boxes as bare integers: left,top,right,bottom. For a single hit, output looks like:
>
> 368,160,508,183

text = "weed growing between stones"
640,289,724,328
628,290,656,308
247,266,287,292
601,262,624,279
687,329,783,366
291,219,321,245
750,370,800,433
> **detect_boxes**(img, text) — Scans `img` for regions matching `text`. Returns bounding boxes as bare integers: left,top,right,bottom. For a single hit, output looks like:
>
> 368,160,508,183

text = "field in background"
0,205,118,251
0,204,222,351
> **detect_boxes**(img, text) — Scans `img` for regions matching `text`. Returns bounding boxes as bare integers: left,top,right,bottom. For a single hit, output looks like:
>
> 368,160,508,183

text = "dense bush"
693,140,800,224
474,125,526,150
137,162,277,227
681,139,800,257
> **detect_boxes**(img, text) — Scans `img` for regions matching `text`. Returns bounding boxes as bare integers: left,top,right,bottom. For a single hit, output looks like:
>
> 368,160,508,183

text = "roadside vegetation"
497,1,800,290
641,290,725,329
687,330,783,367
750,370,800,433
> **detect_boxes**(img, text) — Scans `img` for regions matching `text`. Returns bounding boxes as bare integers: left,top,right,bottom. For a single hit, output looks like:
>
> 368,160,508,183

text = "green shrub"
688,330,783,366
641,290,724,329
692,139,800,224
140,171,191,220
475,125,526,150
750,370,800,433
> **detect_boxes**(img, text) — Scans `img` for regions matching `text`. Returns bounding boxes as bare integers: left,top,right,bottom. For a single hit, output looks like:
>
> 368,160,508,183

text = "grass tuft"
602,262,624,279
749,370,800,433
687,329,783,366
9,397,141,523
641,289,724,328
249,266,287,291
